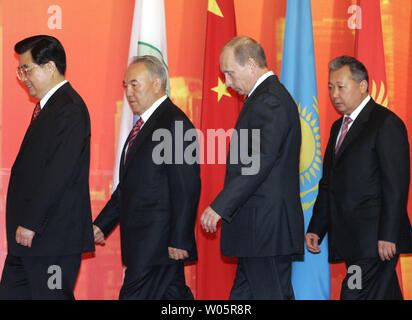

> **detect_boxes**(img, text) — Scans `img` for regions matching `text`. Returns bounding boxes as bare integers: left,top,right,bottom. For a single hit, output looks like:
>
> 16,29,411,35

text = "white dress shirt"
39,80,68,109
124,95,168,156
335,95,371,148
248,71,274,97
138,95,167,129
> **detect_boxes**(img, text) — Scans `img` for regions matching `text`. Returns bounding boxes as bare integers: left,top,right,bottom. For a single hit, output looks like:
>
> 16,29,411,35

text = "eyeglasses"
16,64,38,81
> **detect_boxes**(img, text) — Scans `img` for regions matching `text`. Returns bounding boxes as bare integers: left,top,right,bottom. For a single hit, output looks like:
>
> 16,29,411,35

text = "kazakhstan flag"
281,0,330,300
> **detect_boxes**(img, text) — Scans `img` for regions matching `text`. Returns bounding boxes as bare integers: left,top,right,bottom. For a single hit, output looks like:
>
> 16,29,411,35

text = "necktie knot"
335,116,353,154
343,116,353,126
129,118,144,142
125,117,144,161
133,117,144,131
30,102,41,126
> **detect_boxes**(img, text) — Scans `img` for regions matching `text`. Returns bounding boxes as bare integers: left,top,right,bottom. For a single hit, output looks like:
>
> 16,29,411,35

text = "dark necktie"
125,117,144,160
335,116,353,154
30,102,41,126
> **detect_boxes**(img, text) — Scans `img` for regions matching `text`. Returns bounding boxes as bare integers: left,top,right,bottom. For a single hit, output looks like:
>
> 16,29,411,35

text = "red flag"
355,0,404,292
195,0,241,299
355,0,388,107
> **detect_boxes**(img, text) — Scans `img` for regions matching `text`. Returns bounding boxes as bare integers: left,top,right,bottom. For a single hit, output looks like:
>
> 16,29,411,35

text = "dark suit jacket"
308,98,412,262
6,82,95,257
211,75,304,258
94,98,200,268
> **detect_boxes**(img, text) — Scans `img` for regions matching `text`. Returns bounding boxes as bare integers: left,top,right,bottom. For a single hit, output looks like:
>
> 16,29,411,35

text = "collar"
39,80,68,109
138,95,167,126
347,95,371,122
248,71,274,97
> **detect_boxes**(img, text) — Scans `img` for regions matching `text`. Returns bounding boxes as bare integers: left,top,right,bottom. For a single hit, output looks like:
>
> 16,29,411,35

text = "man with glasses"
0,35,95,299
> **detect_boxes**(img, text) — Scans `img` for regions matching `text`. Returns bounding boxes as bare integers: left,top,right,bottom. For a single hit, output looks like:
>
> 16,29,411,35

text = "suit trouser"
341,255,403,300
229,256,295,300
0,253,81,300
119,261,194,300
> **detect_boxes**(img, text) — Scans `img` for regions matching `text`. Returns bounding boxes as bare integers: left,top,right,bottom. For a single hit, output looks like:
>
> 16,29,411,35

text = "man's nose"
330,87,339,98
224,76,232,88
125,85,133,97
20,72,29,82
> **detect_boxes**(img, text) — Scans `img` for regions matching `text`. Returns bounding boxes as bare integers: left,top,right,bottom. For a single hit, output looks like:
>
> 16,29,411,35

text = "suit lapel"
20,102,49,148
329,119,342,163
234,97,250,128
119,135,129,179
334,99,376,161
120,98,170,179
13,83,71,169
235,75,277,128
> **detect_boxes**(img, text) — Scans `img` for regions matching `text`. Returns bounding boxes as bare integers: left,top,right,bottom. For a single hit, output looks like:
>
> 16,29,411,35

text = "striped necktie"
30,102,41,126
335,116,353,154
125,117,144,160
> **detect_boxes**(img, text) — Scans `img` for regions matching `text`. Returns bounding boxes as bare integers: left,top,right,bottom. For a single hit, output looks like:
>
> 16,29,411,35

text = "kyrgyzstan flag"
195,0,241,299
355,0,388,107
355,0,406,295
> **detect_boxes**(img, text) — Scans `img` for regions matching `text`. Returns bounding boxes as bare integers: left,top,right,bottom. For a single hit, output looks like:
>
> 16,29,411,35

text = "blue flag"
280,0,330,300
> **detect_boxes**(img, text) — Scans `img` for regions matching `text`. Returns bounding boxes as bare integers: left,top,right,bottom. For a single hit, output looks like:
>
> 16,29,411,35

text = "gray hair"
221,36,267,68
130,55,168,90
329,55,369,85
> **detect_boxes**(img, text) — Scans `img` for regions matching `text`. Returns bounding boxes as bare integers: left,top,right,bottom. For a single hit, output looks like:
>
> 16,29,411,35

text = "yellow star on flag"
208,0,224,17
211,77,231,102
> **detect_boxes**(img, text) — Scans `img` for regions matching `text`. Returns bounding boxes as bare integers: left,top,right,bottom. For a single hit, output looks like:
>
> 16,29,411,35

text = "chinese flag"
355,0,404,294
195,0,241,299
355,0,388,107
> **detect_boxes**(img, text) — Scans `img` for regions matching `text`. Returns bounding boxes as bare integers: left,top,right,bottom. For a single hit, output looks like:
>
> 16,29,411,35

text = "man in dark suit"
200,36,304,300
0,35,95,299
93,55,200,300
306,56,412,299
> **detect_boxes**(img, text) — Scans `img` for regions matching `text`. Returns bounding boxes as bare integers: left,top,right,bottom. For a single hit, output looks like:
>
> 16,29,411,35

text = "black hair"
329,55,369,85
15,35,66,75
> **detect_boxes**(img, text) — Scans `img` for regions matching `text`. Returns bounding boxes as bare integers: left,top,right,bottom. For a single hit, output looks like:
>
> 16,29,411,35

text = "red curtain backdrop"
354,0,405,291
0,0,411,300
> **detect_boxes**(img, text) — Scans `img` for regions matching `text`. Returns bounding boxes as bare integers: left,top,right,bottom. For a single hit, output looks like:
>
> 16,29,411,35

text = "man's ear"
247,57,256,71
153,77,163,93
46,60,57,74
360,79,369,94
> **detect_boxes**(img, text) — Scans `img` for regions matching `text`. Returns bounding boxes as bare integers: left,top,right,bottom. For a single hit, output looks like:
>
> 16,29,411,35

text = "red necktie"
125,117,144,160
30,102,41,126
335,116,353,154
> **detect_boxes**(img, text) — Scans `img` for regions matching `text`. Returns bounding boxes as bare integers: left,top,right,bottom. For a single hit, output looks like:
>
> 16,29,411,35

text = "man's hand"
93,225,106,245
305,233,321,254
378,240,396,261
15,226,35,248
200,206,222,233
168,247,189,260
